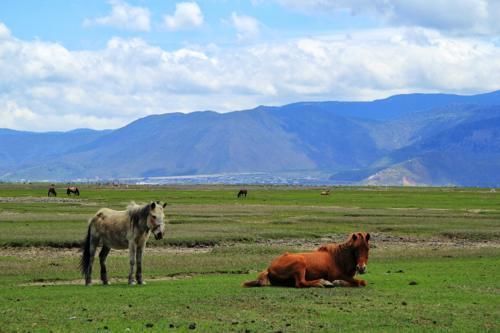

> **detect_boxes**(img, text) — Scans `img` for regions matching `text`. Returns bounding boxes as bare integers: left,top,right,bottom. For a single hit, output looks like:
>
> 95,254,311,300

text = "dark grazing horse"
67,186,80,196
244,232,370,288
80,201,167,286
237,189,248,198
48,185,57,197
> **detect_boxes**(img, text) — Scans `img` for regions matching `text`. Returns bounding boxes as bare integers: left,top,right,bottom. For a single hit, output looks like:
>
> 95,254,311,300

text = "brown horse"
48,184,57,197
67,186,80,196
237,189,248,198
244,232,370,288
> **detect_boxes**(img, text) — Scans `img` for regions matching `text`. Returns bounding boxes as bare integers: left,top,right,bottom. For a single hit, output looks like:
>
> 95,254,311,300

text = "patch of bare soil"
21,275,193,286
0,196,96,205
260,233,500,251
2,233,498,260
0,246,212,260
368,233,500,250
0,196,80,203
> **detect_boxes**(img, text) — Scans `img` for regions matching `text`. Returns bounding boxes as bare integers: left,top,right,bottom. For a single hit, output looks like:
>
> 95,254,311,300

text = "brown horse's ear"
366,233,371,241
163,202,167,208
351,233,358,241
151,202,156,209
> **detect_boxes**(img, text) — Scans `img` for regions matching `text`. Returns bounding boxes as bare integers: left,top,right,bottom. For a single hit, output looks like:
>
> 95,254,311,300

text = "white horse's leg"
136,246,145,285
99,246,111,285
128,242,137,285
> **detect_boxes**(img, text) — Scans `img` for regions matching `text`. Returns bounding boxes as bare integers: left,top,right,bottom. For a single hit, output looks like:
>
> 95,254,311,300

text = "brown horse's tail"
243,270,270,287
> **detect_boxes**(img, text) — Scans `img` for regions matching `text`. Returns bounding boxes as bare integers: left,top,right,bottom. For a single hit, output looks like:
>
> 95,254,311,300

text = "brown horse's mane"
317,240,356,273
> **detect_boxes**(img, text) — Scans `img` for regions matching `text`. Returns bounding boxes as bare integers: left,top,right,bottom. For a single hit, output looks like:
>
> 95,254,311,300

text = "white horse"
80,201,167,286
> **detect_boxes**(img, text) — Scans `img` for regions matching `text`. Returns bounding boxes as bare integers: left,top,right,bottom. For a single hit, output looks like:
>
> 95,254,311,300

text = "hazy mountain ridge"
1,91,500,186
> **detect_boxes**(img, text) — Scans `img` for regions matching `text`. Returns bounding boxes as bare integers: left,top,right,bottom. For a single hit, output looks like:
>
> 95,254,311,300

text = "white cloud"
83,0,150,31
277,0,500,36
164,2,204,31
0,101,37,129
0,98,122,132
230,12,261,41
0,22,10,39
1,20,500,131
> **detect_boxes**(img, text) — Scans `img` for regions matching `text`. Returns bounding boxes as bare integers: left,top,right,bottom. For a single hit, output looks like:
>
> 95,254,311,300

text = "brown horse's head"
348,232,370,274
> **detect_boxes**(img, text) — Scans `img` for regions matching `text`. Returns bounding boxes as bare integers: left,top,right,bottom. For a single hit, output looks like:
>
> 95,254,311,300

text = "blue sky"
0,1,376,50
1,0,499,131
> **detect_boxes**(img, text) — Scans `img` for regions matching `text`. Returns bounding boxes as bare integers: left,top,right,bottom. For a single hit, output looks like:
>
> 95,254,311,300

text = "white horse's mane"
126,201,142,213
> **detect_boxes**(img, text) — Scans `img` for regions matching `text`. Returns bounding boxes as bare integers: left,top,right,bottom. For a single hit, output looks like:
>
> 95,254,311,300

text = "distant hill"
364,110,500,186
1,90,500,186
0,129,110,180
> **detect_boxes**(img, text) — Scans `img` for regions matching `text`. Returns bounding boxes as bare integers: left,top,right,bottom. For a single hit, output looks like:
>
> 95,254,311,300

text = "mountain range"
2,90,500,186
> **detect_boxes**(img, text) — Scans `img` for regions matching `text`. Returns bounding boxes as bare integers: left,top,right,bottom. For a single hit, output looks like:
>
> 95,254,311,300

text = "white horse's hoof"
129,281,136,286
137,281,146,285
319,279,334,287
332,280,345,287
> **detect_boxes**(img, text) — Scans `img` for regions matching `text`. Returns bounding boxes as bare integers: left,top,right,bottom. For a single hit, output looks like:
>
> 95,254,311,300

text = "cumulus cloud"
277,0,500,36
0,98,122,132
0,101,37,129
83,0,150,31
0,22,10,39
164,2,204,31
1,20,500,131
230,12,261,41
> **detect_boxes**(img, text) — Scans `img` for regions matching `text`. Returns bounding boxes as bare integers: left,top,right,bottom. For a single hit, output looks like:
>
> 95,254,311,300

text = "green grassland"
0,184,499,332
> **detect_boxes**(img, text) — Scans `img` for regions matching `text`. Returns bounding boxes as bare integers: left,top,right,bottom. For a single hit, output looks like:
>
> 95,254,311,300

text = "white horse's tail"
79,221,93,277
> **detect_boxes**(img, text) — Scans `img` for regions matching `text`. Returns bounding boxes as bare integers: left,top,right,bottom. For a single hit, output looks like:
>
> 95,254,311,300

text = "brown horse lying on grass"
244,232,370,288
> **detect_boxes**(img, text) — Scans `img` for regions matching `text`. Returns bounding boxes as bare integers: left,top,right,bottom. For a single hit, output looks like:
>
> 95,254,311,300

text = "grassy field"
0,184,499,332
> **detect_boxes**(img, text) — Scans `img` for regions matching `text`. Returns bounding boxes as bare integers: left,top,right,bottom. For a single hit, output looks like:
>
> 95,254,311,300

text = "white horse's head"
148,201,167,240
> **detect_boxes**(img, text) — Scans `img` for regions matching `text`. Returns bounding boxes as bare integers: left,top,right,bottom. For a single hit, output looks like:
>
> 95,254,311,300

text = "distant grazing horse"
244,232,370,288
237,189,248,198
320,190,330,196
67,186,80,196
80,201,167,286
48,185,57,197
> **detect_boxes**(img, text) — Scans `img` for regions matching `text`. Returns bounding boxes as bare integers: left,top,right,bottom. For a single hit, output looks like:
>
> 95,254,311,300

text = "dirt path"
0,196,84,203
0,246,212,259
260,233,500,250
21,275,194,286
2,233,498,260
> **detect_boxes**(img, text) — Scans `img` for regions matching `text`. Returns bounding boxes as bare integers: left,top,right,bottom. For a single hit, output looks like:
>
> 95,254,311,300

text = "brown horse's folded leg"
294,266,332,288
333,276,367,287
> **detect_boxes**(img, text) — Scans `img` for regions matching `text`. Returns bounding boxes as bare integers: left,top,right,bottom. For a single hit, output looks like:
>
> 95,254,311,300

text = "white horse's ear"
163,202,167,208
151,202,156,209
